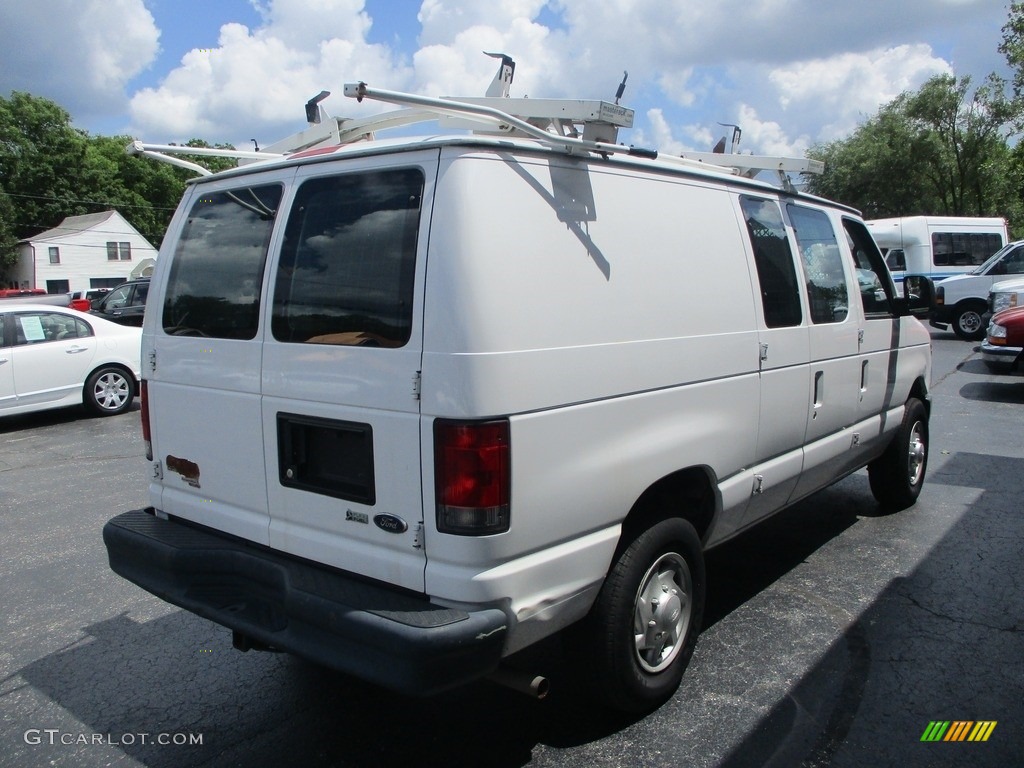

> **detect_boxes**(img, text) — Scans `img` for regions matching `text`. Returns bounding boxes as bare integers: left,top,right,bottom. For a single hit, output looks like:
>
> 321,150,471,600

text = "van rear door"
148,172,289,546
260,152,437,592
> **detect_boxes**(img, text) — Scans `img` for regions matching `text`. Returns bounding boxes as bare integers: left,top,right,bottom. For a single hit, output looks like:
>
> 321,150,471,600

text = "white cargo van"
104,71,934,713
866,216,1007,291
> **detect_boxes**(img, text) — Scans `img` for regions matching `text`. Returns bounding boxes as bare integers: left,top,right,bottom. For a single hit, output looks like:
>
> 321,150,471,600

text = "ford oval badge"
373,514,408,534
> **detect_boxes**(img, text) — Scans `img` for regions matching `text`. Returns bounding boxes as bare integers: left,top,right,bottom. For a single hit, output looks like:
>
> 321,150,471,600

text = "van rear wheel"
868,397,928,511
576,517,705,713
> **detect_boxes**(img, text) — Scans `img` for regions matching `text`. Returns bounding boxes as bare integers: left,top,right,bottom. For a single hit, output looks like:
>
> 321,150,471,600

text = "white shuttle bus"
866,216,1008,288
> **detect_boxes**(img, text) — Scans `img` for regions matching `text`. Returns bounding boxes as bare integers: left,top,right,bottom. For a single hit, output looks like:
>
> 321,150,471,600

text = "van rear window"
163,184,282,339
271,169,423,348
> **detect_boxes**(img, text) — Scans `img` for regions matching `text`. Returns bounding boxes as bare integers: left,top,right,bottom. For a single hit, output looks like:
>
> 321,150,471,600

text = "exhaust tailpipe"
485,667,550,700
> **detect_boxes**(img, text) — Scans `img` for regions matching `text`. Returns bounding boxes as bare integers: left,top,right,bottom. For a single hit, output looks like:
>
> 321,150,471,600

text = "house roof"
21,210,122,243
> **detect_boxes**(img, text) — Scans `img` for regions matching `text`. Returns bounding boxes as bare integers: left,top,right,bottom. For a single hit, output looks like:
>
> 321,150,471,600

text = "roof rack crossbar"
342,82,737,175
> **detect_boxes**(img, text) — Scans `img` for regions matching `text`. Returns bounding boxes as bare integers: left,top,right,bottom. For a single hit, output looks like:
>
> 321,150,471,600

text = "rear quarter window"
163,184,283,339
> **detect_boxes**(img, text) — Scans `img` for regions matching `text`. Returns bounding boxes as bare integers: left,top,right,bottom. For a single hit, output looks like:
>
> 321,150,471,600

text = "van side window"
739,196,802,328
272,169,423,348
163,184,283,339
843,218,895,317
787,204,848,324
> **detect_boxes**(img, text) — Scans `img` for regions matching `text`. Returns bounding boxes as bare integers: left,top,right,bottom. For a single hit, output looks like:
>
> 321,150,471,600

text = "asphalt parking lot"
1,330,1022,768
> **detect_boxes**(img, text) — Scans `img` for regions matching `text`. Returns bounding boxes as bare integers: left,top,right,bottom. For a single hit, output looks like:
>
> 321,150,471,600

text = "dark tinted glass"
740,196,802,328
272,169,423,347
163,184,282,339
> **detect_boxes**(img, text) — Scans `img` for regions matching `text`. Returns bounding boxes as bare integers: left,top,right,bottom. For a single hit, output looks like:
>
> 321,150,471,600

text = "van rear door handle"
813,370,824,407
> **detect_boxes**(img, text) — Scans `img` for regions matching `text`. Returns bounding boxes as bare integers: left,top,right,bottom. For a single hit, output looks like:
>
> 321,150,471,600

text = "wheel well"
954,298,987,312
908,376,930,417
620,467,716,549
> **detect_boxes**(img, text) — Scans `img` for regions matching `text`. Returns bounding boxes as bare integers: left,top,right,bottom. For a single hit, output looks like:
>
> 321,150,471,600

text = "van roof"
181,131,857,214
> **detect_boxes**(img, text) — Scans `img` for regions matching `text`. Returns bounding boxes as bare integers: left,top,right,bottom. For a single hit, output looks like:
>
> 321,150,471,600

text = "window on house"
106,242,132,261
48,247,60,264
45,280,70,294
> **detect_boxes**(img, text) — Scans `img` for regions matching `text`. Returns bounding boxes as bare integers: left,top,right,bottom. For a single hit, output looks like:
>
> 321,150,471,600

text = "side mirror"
900,275,934,318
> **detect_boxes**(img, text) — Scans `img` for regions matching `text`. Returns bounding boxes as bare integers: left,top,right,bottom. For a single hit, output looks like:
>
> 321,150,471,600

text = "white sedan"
0,304,142,418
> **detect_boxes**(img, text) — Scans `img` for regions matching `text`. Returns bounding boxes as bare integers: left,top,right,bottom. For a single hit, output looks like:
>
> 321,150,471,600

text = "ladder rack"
126,54,823,189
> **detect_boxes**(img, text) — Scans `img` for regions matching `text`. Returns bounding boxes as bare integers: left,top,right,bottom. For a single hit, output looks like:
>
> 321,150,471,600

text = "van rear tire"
576,517,705,713
868,397,928,511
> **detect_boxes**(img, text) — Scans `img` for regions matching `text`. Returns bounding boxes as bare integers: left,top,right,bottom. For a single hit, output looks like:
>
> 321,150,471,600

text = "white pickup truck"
931,240,1024,340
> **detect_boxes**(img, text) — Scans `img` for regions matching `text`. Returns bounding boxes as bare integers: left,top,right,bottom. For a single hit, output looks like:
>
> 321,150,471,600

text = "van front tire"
578,517,705,713
868,397,928,511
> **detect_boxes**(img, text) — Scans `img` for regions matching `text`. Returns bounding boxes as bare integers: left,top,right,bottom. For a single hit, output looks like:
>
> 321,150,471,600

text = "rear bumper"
103,508,507,696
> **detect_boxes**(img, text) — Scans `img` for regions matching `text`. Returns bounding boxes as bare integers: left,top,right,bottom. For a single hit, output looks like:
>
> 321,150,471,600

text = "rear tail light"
140,380,152,461
434,419,510,535
935,286,944,305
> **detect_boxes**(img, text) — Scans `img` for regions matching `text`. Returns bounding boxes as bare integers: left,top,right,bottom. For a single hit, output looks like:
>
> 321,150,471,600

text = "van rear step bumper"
103,508,507,696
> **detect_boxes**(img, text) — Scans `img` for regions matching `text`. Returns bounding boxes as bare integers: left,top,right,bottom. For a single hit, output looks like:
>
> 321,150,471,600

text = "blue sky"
0,1,1015,161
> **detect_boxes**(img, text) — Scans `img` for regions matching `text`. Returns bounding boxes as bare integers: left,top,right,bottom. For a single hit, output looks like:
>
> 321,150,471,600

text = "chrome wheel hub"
633,552,692,673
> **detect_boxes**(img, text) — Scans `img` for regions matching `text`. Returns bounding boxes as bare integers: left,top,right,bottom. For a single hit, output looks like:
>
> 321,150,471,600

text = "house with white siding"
7,210,158,293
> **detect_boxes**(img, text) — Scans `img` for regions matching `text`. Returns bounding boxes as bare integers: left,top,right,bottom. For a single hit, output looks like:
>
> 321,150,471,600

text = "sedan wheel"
84,367,135,416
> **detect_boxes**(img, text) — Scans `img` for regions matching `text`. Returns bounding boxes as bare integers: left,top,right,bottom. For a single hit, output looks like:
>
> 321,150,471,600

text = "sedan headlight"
988,323,1008,343
991,292,1017,313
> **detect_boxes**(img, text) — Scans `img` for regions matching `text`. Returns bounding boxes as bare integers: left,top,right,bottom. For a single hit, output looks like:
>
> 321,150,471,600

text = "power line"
11,222,166,242
0,190,179,212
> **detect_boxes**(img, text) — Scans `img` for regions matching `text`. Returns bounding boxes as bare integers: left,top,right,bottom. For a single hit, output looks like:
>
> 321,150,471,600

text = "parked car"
89,279,149,326
70,288,110,312
0,304,141,418
0,291,73,308
981,306,1024,374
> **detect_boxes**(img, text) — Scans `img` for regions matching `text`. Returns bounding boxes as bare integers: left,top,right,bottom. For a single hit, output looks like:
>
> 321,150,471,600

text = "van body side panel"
420,150,759,638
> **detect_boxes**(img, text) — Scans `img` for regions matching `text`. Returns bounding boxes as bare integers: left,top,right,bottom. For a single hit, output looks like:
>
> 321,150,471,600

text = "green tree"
807,104,927,218
806,74,1022,229
0,92,92,268
0,91,242,276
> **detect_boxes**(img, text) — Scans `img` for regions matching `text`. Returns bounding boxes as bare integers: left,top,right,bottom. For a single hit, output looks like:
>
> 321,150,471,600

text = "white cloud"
767,44,953,140
0,0,159,121
108,0,1006,159
128,2,412,144
734,104,811,158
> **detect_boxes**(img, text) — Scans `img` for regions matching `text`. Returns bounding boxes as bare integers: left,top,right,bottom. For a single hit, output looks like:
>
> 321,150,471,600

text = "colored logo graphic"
920,721,997,742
